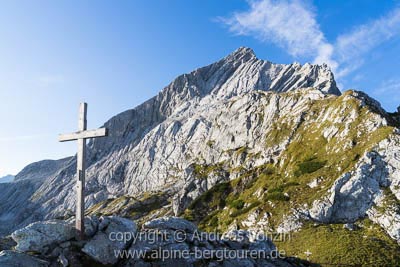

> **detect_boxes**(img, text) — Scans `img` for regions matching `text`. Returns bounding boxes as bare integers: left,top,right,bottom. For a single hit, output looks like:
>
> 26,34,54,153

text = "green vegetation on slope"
182,91,399,266
87,191,171,225
277,220,400,267
83,90,399,267
192,162,225,179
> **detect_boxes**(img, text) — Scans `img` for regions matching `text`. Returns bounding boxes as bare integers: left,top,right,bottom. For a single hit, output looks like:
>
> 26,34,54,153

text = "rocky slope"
0,47,399,265
0,157,72,235
1,216,309,267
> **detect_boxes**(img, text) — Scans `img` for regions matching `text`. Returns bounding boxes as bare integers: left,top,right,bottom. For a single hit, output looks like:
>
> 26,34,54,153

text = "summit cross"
59,103,108,239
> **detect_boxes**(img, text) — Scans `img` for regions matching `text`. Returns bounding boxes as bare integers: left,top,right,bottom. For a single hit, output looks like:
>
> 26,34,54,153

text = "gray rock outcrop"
82,216,137,265
307,135,400,242
4,216,304,267
12,220,75,253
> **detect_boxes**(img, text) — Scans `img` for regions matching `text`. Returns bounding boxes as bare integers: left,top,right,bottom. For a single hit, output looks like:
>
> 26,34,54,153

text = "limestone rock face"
309,151,387,223
0,175,14,184
14,157,72,182
367,207,400,242
307,135,400,242
11,220,75,254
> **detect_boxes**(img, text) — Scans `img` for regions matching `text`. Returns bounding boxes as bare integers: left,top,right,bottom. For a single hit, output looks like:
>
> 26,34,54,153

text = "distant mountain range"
0,175,14,183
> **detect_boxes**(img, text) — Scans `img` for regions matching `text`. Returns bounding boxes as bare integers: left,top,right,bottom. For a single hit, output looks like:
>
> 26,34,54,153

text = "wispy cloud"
336,8,400,62
218,0,400,79
217,0,338,70
373,79,400,96
334,7,400,79
371,79,400,109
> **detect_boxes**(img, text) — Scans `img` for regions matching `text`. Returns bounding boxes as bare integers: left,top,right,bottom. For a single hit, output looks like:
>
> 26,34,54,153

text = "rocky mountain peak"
190,47,341,98
224,46,256,62
86,47,341,162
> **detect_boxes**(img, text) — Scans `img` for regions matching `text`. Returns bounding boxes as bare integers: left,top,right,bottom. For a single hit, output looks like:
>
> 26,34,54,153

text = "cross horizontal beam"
59,128,108,142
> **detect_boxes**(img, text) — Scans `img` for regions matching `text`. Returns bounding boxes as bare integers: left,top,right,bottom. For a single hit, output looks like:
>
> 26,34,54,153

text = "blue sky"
0,0,400,176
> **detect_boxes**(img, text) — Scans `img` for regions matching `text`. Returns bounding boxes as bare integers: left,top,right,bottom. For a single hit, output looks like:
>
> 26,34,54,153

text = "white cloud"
373,79,400,96
219,1,400,79
218,0,338,71
371,79,400,110
336,8,400,63
334,59,364,79
334,8,400,79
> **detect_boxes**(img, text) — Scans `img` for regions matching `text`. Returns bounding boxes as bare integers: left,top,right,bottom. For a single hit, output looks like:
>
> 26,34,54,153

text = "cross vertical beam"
58,102,108,240
76,103,87,240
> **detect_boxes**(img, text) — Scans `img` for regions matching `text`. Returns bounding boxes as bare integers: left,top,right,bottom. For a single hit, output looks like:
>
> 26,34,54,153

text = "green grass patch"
229,199,245,209
235,146,248,155
186,181,232,223
265,191,290,201
229,201,261,218
278,220,400,267
192,162,225,179
295,160,326,177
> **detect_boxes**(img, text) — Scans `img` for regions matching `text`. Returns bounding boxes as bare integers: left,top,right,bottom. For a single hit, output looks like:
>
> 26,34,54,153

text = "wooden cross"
59,103,108,239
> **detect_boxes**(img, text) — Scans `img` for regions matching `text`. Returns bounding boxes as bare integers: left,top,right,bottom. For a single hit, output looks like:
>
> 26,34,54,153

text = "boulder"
222,230,276,252
129,229,177,254
0,250,49,267
143,217,197,233
11,220,75,253
82,216,137,265
67,215,100,237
